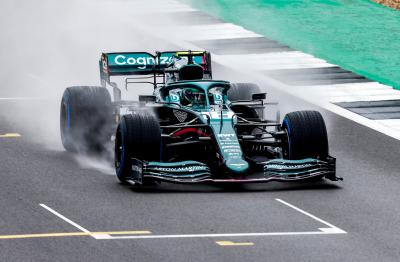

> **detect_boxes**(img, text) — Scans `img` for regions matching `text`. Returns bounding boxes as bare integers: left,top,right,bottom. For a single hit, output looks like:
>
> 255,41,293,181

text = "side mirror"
139,95,156,103
252,93,266,100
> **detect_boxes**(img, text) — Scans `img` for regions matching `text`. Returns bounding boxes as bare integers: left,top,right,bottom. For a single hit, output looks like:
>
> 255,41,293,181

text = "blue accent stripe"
283,118,292,159
67,103,71,129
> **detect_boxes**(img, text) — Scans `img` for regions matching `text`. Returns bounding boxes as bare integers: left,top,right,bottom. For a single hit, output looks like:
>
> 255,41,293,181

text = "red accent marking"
202,54,206,70
172,128,209,138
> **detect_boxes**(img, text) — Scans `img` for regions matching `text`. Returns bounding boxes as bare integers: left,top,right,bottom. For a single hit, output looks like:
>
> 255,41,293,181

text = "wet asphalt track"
1,73,400,262
1,1,400,261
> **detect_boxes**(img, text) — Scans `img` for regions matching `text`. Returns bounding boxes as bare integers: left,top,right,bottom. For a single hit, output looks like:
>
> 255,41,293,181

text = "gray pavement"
1,70,400,261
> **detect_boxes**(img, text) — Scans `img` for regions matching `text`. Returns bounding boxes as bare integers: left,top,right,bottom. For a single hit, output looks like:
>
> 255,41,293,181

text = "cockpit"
161,84,228,110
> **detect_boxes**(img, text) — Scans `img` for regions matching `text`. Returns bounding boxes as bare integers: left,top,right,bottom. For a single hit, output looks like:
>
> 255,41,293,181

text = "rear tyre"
115,112,161,184
229,83,262,134
60,86,112,153
228,83,261,101
281,110,329,160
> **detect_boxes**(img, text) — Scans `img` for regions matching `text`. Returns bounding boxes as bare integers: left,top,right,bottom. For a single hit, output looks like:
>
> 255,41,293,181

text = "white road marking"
328,94,400,103
327,88,400,99
322,82,393,91
39,204,151,240
276,199,346,234
96,199,346,240
312,82,400,102
376,119,400,132
106,0,196,13
0,231,152,240
176,23,262,40
98,230,344,240
219,52,334,70
0,97,40,100
39,204,91,234
39,200,345,241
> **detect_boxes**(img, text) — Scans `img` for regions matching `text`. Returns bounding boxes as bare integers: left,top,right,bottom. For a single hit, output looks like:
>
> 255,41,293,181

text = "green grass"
184,0,400,89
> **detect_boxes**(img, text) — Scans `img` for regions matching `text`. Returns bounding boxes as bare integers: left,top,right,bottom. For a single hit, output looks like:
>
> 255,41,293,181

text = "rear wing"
100,51,212,87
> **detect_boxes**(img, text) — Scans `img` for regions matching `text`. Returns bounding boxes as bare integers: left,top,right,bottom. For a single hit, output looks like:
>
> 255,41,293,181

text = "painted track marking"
39,204,150,240
0,133,21,138
98,199,346,240
0,231,152,240
216,241,254,246
275,199,346,233
96,231,341,240
0,201,345,241
0,98,40,101
38,200,345,241
40,204,91,233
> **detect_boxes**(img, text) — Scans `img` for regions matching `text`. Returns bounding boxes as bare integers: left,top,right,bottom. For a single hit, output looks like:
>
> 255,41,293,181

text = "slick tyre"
60,86,112,153
115,112,161,183
228,83,261,101
229,83,262,134
282,110,329,160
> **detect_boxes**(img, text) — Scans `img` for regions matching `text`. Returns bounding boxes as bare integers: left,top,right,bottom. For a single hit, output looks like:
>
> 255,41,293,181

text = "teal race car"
60,51,340,186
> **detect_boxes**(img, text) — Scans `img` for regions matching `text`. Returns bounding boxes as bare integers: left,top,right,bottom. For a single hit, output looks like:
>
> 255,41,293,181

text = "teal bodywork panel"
103,52,205,74
207,111,249,173
160,80,249,174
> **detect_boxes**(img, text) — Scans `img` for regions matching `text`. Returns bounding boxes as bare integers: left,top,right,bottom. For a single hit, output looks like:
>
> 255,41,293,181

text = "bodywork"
100,51,339,184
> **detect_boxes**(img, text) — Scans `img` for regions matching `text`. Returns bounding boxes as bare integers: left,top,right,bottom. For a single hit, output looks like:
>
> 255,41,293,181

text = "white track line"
99,199,346,240
177,24,262,40
39,204,91,234
99,231,341,240
276,199,346,233
40,199,346,241
219,53,334,70
376,119,400,132
39,204,151,240
0,97,41,100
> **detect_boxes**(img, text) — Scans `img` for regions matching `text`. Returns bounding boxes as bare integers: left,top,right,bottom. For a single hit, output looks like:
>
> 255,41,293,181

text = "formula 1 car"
60,50,340,186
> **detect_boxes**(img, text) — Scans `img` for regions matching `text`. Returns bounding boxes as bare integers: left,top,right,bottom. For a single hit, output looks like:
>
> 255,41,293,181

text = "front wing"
128,157,339,185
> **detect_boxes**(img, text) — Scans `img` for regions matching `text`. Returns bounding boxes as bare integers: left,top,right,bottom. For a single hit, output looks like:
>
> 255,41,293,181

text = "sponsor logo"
217,134,235,138
170,94,180,102
214,94,223,105
220,142,240,145
266,163,314,170
108,53,204,70
223,149,242,153
111,54,172,69
209,111,234,119
173,109,187,123
152,166,208,173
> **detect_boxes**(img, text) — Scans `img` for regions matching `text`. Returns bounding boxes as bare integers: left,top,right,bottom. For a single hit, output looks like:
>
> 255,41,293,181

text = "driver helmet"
182,88,205,106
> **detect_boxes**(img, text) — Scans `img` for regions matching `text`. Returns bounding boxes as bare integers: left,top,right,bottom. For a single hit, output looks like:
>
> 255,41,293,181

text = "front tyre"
115,112,161,184
282,110,329,160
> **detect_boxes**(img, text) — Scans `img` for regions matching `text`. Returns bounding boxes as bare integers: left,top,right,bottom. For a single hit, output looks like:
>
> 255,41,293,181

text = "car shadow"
126,180,342,194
